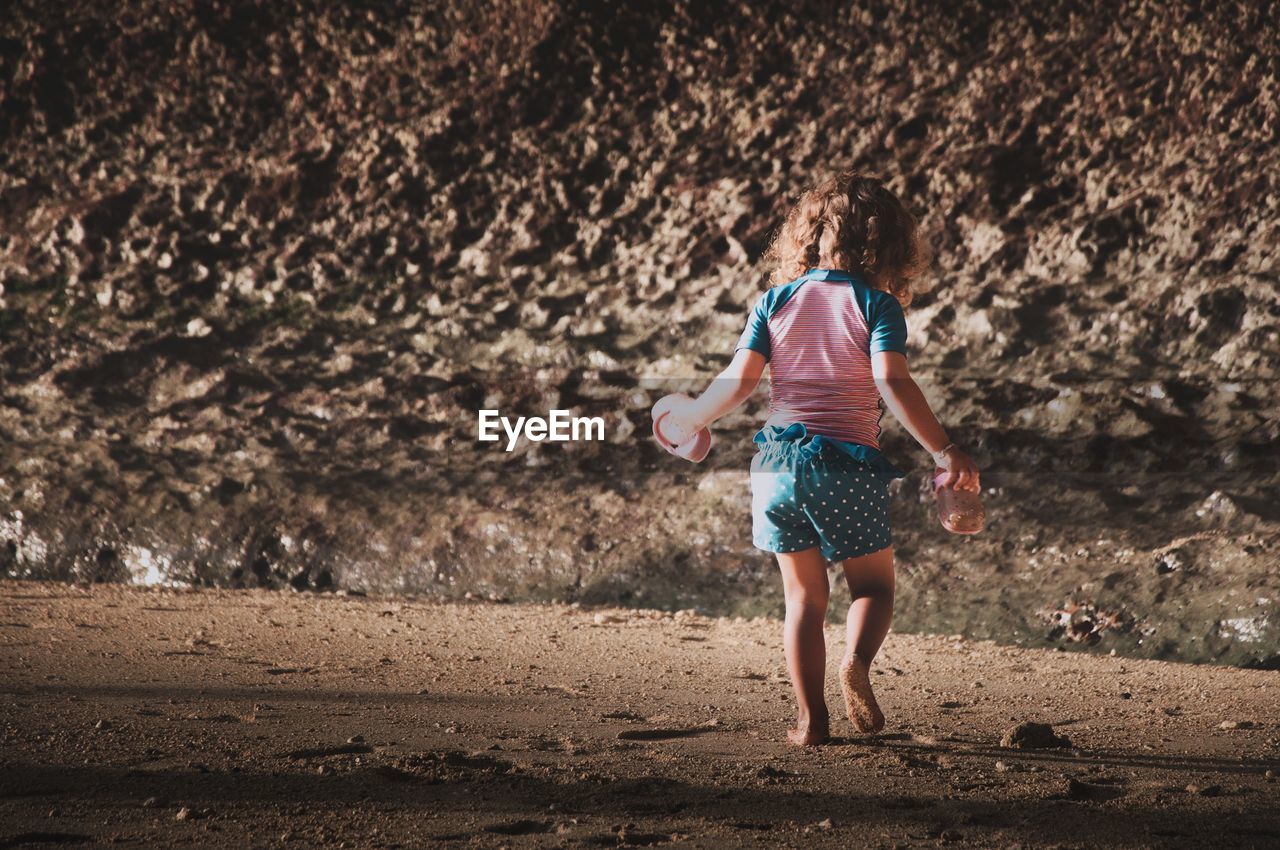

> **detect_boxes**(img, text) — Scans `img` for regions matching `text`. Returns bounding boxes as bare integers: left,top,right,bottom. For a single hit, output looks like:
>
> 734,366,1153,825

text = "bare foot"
786,715,830,747
839,654,884,733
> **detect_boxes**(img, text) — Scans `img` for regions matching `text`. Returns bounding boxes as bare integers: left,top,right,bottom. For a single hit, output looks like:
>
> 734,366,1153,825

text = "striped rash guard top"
735,268,908,450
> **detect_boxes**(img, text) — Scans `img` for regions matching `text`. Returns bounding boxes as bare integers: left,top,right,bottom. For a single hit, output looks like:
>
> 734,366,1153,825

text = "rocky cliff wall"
2,1,1277,665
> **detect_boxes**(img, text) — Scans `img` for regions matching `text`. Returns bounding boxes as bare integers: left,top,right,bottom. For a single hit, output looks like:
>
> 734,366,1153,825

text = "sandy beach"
1,581,1277,848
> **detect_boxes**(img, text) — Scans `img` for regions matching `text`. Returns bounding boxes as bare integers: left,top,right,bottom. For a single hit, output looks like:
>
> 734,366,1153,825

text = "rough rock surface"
1,1,1277,665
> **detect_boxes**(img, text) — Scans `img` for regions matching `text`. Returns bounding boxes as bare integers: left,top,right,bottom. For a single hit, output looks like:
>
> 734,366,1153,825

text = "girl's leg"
775,547,831,746
838,545,896,733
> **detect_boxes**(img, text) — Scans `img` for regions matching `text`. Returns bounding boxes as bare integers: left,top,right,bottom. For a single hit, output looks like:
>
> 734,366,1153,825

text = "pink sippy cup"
932,468,985,534
651,394,712,463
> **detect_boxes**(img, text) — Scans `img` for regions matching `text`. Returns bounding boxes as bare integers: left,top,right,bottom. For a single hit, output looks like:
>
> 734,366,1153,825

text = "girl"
664,173,981,746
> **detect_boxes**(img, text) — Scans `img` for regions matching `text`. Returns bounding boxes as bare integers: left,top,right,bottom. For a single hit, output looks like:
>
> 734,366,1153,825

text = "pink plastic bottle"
932,468,985,534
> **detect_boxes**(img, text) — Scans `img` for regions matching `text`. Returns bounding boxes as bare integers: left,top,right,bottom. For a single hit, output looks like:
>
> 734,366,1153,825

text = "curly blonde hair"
763,172,928,307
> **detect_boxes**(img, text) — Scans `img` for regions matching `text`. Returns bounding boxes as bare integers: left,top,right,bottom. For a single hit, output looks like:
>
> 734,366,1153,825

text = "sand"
1,581,1277,848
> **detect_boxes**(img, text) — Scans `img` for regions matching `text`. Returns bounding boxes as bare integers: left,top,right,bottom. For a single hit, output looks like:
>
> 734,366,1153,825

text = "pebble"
1186,783,1221,796
94,719,111,731
1000,721,1071,749
1217,720,1255,730
1065,777,1115,800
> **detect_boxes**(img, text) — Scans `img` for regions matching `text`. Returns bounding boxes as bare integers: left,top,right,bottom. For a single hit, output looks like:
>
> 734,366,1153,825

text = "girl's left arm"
672,349,767,432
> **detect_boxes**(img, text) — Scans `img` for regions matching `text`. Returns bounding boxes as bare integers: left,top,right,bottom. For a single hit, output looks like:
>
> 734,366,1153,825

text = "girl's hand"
937,446,981,492
659,395,704,447
873,353,981,493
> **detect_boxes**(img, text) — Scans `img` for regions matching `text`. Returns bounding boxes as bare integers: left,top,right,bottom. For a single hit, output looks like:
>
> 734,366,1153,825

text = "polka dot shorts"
750,431,893,561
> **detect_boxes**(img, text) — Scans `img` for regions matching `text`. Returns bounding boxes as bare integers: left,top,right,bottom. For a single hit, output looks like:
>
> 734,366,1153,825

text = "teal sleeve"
868,293,908,354
734,291,772,360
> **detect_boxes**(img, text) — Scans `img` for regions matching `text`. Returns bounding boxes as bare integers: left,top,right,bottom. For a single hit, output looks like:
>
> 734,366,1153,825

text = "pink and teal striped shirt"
735,269,908,449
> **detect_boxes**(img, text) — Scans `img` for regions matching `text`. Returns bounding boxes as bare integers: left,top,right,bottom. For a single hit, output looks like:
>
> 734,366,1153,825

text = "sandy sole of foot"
1,582,1277,849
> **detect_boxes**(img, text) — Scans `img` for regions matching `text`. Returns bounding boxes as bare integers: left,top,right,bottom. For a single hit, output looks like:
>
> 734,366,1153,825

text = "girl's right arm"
872,351,981,492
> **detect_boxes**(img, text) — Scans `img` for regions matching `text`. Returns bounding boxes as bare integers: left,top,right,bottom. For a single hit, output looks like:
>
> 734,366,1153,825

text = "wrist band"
931,442,956,465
